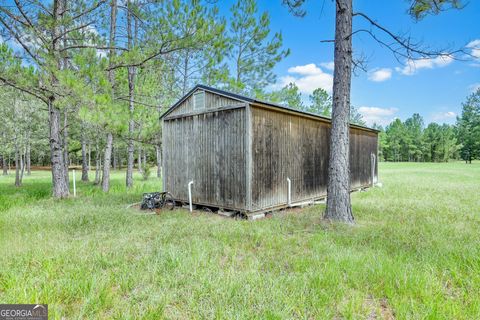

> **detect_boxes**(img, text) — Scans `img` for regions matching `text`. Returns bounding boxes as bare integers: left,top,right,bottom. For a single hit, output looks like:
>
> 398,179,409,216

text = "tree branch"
59,45,128,53
70,0,107,21
353,11,468,60
0,76,48,104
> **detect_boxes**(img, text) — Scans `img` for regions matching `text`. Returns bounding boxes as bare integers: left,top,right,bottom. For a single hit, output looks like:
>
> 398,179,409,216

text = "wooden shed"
161,85,378,217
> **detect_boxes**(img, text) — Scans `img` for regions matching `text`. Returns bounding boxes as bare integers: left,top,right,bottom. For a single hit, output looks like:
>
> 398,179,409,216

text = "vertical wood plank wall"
163,89,378,214
163,108,247,210
249,106,378,211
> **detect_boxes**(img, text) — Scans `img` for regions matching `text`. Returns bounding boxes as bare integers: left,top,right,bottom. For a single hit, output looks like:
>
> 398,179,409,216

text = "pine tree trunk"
63,109,70,187
156,144,162,178
127,140,134,187
26,131,31,175
94,144,101,185
49,99,69,198
138,146,142,172
102,133,113,192
81,131,89,182
126,0,136,188
48,0,69,198
324,0,354,224
88,143,91,170
20,152,25,184
0,154,5,176
15,143,20,187
102,0,117,192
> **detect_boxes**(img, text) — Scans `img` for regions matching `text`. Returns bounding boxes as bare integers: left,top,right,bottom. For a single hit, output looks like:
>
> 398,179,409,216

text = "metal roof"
160,84,380,133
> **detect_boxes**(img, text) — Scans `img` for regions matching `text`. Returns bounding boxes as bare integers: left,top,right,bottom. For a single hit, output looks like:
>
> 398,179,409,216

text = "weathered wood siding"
168,90,244,117
249,106,378,211
350,128,378,188
163,108,247,210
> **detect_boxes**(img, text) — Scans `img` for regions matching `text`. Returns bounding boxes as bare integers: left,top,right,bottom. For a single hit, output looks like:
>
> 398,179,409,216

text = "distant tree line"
266,83,366,126
266,83,480,164
376,89,480,163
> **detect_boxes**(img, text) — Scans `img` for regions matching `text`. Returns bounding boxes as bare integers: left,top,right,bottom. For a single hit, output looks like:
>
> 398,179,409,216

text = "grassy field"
0,163,479,319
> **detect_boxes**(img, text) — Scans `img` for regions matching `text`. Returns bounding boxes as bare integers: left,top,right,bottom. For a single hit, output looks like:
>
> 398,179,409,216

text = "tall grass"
0,163,479,319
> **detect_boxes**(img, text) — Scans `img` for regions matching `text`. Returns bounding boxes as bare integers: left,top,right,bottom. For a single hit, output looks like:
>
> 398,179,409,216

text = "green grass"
0,163,479,319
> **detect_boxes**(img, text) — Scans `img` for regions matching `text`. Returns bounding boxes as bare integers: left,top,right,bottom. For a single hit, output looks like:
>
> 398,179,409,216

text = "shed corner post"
245,103,253,213
161,119,166,192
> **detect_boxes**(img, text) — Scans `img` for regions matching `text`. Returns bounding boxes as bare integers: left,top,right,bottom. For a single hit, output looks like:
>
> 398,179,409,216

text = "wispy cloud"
431,111,457,123
469,83,480,93
358,106,398,126
467,39,480,59
320,61,335,71
275,63,333,94
368,68,392,82
396,55,454,76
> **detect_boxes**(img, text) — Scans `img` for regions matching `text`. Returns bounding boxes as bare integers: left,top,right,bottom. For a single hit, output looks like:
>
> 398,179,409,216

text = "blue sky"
2,1,478,126
238,0,480,126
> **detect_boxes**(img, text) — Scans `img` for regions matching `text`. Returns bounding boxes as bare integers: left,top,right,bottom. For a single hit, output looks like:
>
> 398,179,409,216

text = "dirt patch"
364,296,395,320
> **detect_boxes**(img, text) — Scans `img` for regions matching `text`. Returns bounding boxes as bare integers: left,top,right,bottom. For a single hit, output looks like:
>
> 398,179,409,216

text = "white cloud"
469,83,480,93
396,55,454,76
287,63,322,76
431,111,457,122
358,106,398,126
320,61,335,71
276,63,333,94
467,39,480,59
368,68,392,82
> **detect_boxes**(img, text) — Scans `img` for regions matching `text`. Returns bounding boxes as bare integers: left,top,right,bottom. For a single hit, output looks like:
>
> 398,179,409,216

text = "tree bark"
63,109,70,187
102,133,113,192
26,130,31,176
81,130,89,181
15,142,20,187
48,0,69,198
324,0,354,224
156,144,162,178
88,143,91,170
20,151,25,184
49,99,69,198
102,0,117,192
94,144,101,185
26,142,31,176
126,0,136,188
0,155,6,175
138,146,143,172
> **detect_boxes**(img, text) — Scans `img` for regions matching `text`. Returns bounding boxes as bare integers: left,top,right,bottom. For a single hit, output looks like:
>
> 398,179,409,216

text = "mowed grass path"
0,163,479,319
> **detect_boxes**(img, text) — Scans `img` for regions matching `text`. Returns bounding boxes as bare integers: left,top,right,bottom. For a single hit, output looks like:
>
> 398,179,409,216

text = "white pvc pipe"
371,153,376,187
287,177,292,206
72,169,76,197
188,180,194,212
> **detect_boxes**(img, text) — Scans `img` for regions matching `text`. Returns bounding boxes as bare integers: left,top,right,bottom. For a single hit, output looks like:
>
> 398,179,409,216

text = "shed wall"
249,106,378,211
163,108,247,210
